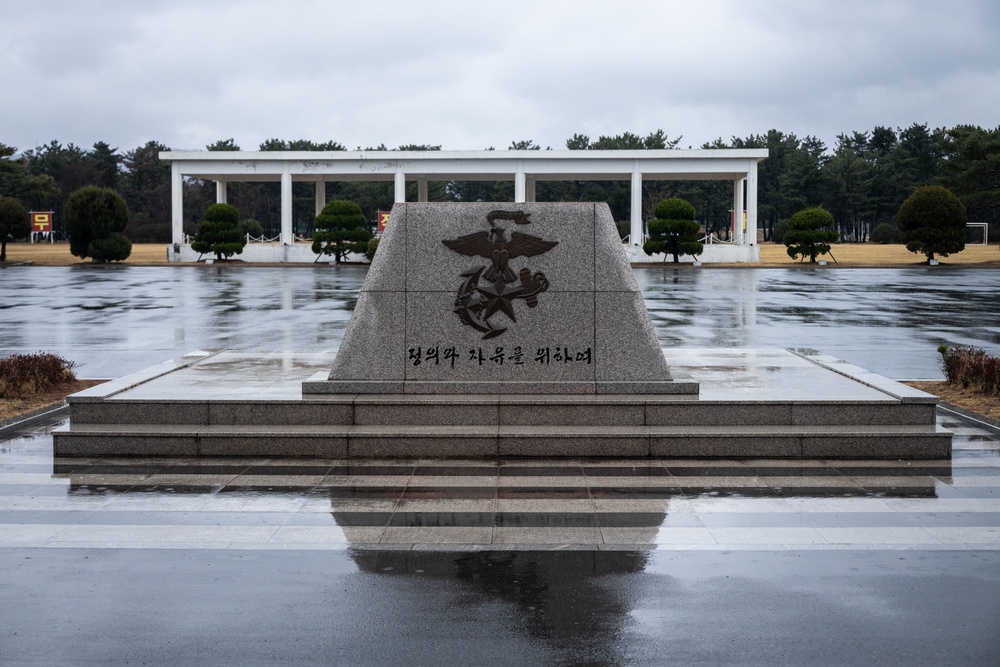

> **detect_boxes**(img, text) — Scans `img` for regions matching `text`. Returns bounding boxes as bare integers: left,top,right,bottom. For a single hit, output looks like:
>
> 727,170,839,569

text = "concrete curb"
937,402,1000,433
0,402,69,439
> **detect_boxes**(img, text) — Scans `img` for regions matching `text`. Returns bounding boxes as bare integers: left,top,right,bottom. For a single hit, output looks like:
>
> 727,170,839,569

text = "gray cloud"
2,0,998,154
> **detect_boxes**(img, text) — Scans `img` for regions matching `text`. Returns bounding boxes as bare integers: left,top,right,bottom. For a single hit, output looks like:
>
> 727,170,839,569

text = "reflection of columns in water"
280,280,296,350
171,269,197,347
733,269,758,334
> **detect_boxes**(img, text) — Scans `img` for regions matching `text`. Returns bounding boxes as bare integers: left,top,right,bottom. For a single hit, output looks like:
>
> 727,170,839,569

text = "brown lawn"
3,241,1000,267
905,381,1000,421
0,380,105,423
3,243,171,265
755,242,1000,268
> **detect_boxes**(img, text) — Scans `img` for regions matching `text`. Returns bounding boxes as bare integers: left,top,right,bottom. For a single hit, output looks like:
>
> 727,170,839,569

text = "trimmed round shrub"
0,196,31,261
88,234,133,262
63,187,131,262
643,198,703,263
869,222,898,244
784,207,838,263
654,198,696,221
772,219,790,244
312,200,371,264
897,185,966,261
240,218,264,237
191,203,246,260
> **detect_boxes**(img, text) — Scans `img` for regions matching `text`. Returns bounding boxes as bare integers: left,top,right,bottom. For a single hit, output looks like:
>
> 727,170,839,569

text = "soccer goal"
966,222,989,245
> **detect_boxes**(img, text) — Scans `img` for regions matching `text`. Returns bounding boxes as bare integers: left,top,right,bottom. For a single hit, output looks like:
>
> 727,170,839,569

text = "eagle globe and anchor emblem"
442,210,559,339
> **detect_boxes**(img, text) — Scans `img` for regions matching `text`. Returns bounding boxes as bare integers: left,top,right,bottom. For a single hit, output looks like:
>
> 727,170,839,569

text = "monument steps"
64,396,937,428
53,417,950,459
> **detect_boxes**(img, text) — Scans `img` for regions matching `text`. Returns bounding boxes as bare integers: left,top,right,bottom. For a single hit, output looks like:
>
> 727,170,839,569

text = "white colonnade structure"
159,149,767,263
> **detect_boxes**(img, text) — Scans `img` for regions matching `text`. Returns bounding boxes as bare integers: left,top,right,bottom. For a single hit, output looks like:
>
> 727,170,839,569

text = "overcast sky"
3,0,999,155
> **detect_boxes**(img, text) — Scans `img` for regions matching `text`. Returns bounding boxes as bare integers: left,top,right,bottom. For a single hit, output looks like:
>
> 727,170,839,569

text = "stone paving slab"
85,348,908,404
1,407,998,550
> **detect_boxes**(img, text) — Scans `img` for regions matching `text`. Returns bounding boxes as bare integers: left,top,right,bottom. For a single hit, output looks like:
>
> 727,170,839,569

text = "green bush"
784,207,838,263
240,218,264,237
63,186,131,262
771,219,789,244
869,222,898,244
0,352,76,399
615,219,630,240
312,200,370,264
365,237,380,262
897,185,966,262
191,203,246,260
0,196,30,261
88,234,133,262
654,198,696,221
642,197,703,263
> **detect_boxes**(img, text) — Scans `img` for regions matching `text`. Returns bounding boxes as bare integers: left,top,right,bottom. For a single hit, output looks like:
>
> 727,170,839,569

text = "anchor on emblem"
442,210,558,339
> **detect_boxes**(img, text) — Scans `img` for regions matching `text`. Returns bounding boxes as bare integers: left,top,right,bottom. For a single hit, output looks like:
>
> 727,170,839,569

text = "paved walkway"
3,409,998,551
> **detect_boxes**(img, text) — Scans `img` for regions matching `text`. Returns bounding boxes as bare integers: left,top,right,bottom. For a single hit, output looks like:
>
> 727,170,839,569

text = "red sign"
31,211,53,232
377,210,390,233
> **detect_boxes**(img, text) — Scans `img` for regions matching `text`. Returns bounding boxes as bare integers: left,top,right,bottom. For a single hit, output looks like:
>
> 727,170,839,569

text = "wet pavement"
1,411,999,664
2,264,1000,664
1,265,998,379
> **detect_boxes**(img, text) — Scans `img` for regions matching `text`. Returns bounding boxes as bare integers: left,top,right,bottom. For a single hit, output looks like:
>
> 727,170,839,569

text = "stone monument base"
52,348,951,460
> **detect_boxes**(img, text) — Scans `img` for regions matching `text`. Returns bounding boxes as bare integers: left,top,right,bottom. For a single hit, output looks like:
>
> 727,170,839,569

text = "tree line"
2,125,998,245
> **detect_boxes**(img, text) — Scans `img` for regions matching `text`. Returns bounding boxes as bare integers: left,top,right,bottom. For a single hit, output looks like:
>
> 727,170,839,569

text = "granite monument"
305,202,697,395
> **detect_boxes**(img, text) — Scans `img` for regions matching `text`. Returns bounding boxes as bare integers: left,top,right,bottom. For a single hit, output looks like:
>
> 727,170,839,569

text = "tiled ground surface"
2,408,998,551
99,348,898,402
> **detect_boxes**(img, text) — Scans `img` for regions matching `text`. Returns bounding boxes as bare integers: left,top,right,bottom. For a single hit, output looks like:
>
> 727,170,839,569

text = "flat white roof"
159,149,769,182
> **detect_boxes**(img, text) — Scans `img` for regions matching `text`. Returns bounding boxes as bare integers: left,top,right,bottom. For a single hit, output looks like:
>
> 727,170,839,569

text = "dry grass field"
3,242,171,265
905,381,1000,421
0,380,104,423
755,242,1000,267
4,241,1000,267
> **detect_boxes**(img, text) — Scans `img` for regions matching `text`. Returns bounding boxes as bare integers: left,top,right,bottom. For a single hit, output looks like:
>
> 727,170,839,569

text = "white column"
394,169,406,203
280,171,293,246
315,180,326,217
417,178,428,202
526,177,536,203
514,162,526,203
746,162,758,246
733,179,746,245
630,170,643,245
215,179,227,204
171,163,184,246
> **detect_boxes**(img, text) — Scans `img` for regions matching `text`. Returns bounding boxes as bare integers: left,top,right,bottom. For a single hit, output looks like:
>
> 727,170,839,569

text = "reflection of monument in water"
347,546,652,663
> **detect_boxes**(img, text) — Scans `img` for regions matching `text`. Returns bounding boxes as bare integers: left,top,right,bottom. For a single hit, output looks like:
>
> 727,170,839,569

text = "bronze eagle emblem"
443,210,558,282
441,210,558,339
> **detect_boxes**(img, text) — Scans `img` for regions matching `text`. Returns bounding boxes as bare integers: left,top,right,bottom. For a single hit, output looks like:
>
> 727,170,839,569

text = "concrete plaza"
2,265,999,663
1,405,999,664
